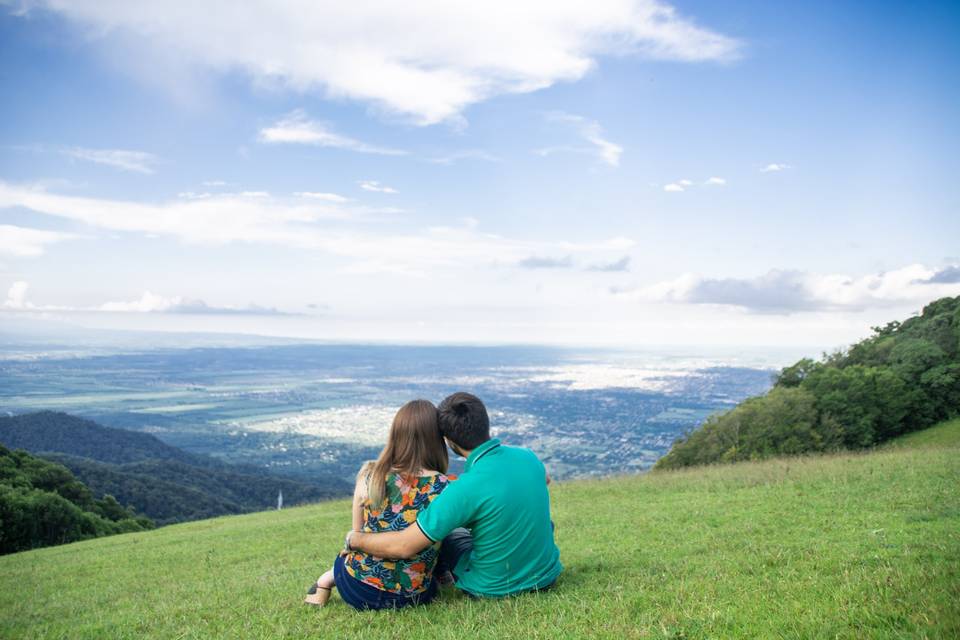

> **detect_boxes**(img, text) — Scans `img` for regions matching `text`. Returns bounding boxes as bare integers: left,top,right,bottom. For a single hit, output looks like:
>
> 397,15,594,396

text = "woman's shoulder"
402,471,456,495
424,472,456,491
367,470,456,502
355,460,376,484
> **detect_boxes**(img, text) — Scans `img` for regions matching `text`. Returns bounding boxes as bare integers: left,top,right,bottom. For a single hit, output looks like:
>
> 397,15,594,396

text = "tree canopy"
0,445,153,555
655,296,960,470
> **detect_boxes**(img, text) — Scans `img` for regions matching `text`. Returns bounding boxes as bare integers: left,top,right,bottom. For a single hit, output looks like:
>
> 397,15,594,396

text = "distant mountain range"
0,411,351,525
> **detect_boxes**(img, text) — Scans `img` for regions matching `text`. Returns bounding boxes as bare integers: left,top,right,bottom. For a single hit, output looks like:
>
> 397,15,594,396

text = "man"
345,392,562,598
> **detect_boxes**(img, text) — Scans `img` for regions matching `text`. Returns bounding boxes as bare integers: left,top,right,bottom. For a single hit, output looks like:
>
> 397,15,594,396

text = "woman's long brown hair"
364,399,448,507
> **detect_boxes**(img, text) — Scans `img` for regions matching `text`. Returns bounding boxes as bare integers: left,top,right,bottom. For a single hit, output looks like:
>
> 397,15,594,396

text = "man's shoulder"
497,442,532,455
490,445,544,479
498,444,542,464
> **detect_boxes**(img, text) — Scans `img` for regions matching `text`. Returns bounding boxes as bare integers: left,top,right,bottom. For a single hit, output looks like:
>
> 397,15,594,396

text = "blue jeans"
435,527,474,581
435,524,557,596
332,555,438,611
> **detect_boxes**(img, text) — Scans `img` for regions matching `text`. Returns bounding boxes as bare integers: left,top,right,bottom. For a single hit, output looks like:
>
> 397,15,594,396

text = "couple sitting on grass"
304,392,562,610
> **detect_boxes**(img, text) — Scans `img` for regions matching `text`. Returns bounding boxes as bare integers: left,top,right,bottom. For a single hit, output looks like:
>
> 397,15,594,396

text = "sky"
1,0,958,351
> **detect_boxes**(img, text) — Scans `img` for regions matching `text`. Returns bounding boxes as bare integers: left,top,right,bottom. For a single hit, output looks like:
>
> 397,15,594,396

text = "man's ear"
445,437,465,458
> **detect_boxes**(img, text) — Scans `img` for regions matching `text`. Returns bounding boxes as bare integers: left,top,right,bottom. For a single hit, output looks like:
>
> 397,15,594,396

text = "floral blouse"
343,471,454,593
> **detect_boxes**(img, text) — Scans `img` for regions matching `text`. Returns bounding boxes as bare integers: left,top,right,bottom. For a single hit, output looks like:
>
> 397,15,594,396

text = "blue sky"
1,0,958,349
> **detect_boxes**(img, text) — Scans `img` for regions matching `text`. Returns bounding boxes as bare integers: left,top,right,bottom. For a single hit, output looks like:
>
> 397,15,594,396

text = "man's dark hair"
437,392,490,451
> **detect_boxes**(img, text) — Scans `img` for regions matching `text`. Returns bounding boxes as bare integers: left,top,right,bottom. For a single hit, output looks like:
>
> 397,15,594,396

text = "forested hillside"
656,296,960,469
0,412,351,525
42,454,348,525
0,411,194,464
0,445,152,554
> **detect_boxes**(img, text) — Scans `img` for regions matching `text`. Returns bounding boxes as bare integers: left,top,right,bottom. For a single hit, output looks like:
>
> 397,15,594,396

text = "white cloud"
539,113,623,167
761,163,791,173
202,180,228,187
919,265,960,284
258,110,406,155
663,177,725,192
0,181,632,275
294,191,350,203
426,150,500,165
1,281,72,312
0,181,358,246
586,256,631,272
4,281,31,310
583,133,623,168
61,147,159,174
100,292,292,315
0,281,108,316
1,282,292,315
559,236,636,252
22,1,741,125
628,264,960,313
0,224,75,256
517,255,574,269
100,291,181,313
358,181,398,194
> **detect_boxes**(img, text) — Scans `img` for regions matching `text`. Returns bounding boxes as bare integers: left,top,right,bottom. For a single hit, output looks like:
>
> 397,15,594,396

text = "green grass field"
2,420,959,639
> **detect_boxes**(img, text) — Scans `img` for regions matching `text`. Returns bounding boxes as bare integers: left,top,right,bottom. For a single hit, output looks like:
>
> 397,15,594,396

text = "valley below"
0,343,779,483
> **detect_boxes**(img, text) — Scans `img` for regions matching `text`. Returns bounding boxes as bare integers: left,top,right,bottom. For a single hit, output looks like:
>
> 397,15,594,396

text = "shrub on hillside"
656,296,960,470
0,445,152,555
655,386,843,468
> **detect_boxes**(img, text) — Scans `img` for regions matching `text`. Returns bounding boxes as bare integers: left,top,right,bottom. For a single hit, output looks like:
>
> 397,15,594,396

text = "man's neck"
454,438,496,459
448,438,496,460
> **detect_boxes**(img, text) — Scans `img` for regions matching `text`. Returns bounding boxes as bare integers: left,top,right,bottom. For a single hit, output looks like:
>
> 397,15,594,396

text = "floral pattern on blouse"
343,471,454,593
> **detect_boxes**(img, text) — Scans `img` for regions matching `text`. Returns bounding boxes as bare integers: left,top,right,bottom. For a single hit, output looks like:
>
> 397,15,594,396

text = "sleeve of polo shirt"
415,478,474,542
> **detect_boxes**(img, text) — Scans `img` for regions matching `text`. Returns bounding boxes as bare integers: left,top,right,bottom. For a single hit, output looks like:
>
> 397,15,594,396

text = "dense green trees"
0,412,351,527
656,296,960,470
43,454,348,525
0,445,153,554
0,412,199,465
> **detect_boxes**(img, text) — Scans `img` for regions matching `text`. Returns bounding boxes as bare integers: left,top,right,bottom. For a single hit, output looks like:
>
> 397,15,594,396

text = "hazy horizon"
0,311,837,369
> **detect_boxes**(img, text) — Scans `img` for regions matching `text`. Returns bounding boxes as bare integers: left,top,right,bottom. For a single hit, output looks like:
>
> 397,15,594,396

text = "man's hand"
349,522,433,560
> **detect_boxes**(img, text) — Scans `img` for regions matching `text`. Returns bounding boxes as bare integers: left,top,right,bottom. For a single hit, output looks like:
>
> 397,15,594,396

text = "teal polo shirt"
416,438,562,597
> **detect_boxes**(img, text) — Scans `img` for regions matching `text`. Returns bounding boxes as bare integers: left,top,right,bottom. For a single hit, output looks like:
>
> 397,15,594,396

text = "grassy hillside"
2,420,958,639
885,418,960,449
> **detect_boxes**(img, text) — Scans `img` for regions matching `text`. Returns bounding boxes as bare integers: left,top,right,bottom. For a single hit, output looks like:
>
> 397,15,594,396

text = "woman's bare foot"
304,569,335,607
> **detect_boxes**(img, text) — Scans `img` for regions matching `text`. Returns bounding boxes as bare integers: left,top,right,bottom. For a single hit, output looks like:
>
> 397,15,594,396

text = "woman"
304,399,454,610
